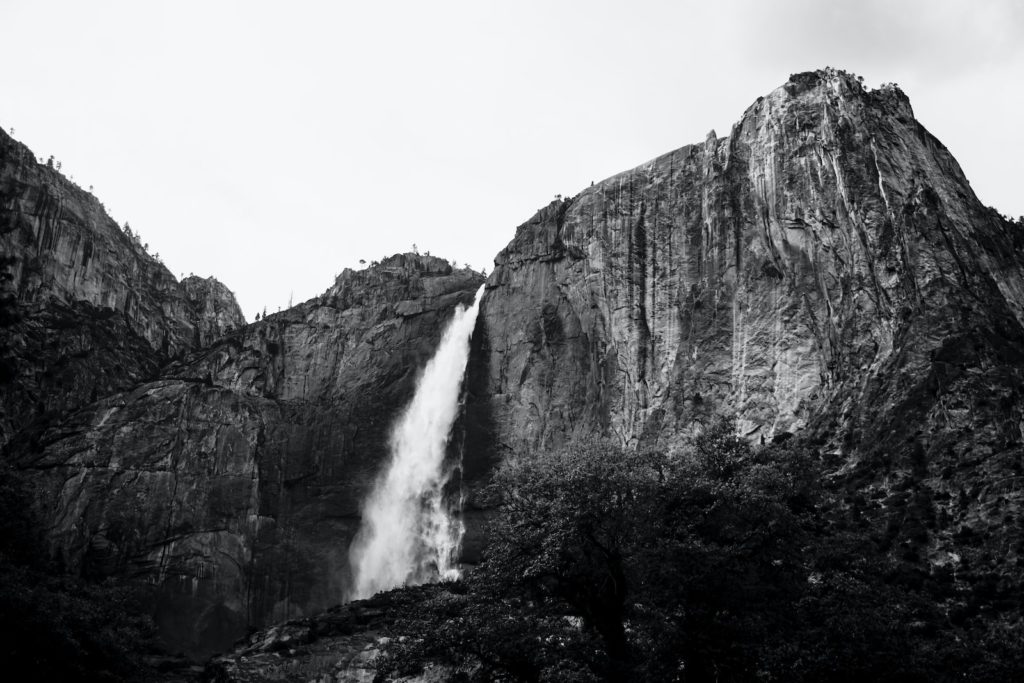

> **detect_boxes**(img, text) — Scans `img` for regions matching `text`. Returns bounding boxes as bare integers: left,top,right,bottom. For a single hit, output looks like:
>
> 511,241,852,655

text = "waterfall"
347,284,485,600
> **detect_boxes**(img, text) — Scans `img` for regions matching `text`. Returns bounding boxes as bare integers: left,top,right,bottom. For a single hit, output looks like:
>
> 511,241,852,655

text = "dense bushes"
0,463,161,681
378,420,1024,682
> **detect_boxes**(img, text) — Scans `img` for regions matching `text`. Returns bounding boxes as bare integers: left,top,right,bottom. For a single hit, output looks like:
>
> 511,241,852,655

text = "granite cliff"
471,69,1024,452
0,127,245,445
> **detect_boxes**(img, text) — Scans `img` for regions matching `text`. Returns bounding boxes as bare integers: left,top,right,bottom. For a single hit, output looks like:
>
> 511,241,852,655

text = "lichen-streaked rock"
472,71,1024,452
14,254,483,658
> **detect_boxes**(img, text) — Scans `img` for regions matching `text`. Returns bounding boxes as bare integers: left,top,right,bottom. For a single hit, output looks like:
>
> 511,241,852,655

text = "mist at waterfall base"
347,285,486,600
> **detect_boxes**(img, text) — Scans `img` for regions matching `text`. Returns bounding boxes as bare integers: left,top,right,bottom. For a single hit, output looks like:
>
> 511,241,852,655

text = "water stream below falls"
347,284,485,600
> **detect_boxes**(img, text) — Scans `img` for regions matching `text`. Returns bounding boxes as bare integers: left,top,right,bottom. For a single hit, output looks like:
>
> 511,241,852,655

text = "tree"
385,421,822,680
484,423,819,679
380,423,1024,681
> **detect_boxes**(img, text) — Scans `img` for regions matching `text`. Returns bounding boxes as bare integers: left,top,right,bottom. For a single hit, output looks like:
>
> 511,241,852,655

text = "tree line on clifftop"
375,420,1023,682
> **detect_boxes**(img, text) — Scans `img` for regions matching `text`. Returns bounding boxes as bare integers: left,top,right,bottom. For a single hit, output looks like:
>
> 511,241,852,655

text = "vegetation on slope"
376,421,1024,682
0,461,175,681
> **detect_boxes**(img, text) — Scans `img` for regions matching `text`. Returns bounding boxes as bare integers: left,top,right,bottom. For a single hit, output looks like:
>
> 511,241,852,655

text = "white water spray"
348,285,485,600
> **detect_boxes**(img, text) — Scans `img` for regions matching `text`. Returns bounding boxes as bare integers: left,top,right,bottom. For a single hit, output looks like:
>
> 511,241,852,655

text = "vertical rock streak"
348,284,485,599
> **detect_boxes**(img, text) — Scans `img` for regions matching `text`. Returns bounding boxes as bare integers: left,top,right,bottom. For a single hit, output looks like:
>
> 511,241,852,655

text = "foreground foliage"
378,422,1024,682
0,462,162,682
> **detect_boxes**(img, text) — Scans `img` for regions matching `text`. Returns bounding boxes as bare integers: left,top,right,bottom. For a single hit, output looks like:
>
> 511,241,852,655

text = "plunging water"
347,284,485,600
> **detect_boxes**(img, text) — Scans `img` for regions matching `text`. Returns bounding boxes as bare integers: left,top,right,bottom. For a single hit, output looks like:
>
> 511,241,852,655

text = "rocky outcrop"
205,592,421,683
12,254,483,658
467,68,1024,614
0,128,245,444
180,275,247,350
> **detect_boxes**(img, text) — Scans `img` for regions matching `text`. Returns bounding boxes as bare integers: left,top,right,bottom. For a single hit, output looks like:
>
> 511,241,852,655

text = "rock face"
13,253,483,658
5,69,1024,670
467,68,1024,608
180,275,248,349
472,70,1024,451
205,591,431,683
1,126,483,659
0,128,245,444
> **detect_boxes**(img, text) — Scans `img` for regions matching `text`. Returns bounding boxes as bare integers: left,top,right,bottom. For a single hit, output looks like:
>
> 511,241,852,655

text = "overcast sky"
2,0,1021,321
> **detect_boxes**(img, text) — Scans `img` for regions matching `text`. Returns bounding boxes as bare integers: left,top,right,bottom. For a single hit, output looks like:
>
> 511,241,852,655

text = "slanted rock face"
469,69,1024,603
472,69,1024,451
179,275,247,349
0,129,245,444
15,254,483,659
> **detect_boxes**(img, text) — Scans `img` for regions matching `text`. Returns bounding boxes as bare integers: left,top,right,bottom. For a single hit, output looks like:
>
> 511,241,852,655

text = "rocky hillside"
9,253,483,659
0,127,245,444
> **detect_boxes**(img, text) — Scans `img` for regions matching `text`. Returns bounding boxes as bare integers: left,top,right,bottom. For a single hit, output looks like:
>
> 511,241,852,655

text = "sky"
1,0,1021,321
